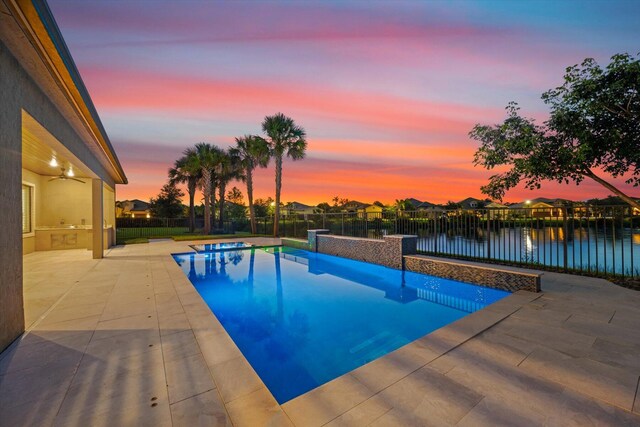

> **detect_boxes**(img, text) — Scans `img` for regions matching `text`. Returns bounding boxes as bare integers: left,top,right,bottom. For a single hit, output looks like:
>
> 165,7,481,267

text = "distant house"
359,204,384,218
405,198,424,209
485,201,509,209
508,198,572,218
457,197,485,209
342,200,369,213
116,199,151,218
282,201,317,217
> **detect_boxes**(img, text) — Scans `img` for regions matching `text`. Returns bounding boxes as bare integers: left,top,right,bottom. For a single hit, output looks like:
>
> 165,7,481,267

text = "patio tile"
324,395,392,427
500,317,596,356
158,311,191,336
457,396,549,426
350,341,438,393
0,362,78,411
563,313,640,347
170,390,231,427
100,298,156,321
210,356,263,403
416,306,508,355
165,352,216,404
160,330,201,362
84,328,160,360
587,337,640,373
375,366,483,425
226,387,292,427
0,331,90,375
282,374,374,427
92,312,158,341
519,347,639,410
547,388,640,426
195,330,243,367
443,352,566,410
36,301,106,326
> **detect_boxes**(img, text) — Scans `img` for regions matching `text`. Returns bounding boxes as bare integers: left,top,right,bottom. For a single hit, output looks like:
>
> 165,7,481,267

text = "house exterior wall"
0,40,25,352
1,36,118,351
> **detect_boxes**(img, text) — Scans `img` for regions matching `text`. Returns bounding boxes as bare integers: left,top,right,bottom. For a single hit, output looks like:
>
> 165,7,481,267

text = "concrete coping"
404,254,543,278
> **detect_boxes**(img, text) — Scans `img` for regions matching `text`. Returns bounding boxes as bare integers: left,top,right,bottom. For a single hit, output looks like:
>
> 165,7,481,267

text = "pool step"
350,332,408,363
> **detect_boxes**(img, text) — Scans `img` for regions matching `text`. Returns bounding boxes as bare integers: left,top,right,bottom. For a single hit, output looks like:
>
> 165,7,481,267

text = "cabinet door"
51,233,65,249
64,233,78,248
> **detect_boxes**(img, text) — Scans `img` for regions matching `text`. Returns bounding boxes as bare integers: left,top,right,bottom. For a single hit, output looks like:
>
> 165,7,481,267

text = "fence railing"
270,206,640,278
115,205,639,278
116,217,234,240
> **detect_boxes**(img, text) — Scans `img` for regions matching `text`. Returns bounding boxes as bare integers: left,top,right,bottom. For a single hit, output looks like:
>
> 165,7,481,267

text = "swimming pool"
172,246,508,403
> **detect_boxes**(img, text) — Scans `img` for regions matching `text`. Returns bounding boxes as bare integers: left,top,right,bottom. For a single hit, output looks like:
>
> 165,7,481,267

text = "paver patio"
1,238,640,426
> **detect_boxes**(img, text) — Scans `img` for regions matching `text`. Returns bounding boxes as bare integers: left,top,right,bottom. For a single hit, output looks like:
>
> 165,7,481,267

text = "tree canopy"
471,53,640,208
149,182,185,218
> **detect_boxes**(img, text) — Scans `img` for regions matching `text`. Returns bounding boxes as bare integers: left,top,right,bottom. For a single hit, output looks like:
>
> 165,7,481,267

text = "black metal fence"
116,217,235,240
270,207,640,278
115,205,639,278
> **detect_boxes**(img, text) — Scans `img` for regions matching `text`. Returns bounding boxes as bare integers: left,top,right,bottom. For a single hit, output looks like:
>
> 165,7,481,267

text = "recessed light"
49,157,58,167
67,167,75,177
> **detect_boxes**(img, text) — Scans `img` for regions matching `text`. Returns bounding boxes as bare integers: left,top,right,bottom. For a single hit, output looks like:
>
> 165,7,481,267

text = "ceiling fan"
49,167,85,183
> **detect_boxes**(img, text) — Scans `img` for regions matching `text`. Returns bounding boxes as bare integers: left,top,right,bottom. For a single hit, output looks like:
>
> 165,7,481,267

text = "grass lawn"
171,232,268,241
119,231,269,245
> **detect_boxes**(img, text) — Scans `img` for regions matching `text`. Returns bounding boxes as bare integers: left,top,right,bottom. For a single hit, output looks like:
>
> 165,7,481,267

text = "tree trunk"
218,182,226,230
188,178,196,233
210,174,217,226
584,169,640,210
202,169,211,235
246,167,256,234
274,155,282,237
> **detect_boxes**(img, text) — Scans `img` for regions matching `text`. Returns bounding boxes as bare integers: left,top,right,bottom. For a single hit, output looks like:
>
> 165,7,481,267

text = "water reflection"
418,226,640,274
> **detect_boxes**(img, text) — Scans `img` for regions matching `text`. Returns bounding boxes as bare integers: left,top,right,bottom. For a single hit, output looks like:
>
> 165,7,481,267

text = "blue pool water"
173,247,508,403
190,242,253,252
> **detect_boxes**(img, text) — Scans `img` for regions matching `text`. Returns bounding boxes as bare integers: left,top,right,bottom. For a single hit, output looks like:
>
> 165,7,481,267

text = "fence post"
434,212,438,253
563,207,568,271
486,210,491,260
365,212,369,238
341,213,345,235
322,213,325,229
394,211,398,234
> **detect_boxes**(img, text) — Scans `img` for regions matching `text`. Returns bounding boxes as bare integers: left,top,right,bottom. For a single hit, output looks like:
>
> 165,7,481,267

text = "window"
22,184,33,234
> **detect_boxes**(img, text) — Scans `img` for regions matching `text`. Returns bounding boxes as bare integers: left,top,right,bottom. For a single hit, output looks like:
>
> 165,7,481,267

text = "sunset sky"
49,0,640,205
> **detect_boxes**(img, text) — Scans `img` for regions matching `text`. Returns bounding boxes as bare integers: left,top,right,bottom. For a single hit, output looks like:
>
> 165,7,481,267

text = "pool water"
189,242,253,252
172,247,508,403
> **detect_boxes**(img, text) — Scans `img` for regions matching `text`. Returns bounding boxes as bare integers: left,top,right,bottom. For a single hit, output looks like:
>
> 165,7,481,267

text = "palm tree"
169,148,201,232
194,142,223,234
262,113,307,237
215,148,244,230
232,135,270,234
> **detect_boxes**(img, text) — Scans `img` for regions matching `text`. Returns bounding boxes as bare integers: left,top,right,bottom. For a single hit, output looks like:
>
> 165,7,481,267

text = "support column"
92,178,103,259
307,229,330,252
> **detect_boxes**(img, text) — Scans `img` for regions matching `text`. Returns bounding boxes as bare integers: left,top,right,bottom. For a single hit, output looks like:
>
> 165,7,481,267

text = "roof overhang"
4,0,127,184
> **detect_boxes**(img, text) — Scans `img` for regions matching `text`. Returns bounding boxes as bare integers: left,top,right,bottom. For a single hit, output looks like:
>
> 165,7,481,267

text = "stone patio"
1,237,640,426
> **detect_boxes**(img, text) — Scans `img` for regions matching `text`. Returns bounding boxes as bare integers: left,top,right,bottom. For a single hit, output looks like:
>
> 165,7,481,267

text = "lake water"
418,226,640,276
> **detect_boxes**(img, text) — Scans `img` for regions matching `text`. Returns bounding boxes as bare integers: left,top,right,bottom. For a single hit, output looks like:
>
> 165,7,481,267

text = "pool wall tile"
281,238,312,252
314,234,416,269
404,255,541,293
304,232,540,293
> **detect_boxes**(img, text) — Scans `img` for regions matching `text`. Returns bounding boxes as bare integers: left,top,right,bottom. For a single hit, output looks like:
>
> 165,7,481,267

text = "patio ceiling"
22,111,94,179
